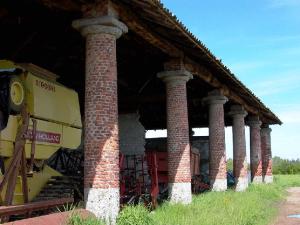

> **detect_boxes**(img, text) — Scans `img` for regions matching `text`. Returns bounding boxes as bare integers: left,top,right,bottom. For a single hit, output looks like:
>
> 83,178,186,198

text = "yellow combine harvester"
0,60,82,206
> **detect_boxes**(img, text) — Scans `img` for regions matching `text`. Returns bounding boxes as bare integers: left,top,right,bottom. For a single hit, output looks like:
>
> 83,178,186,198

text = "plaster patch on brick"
85,187,119,225
168,182,192,204
235,177,248,191
211,178,227,191
264,175,273,184
119,113,145,155
252,175,263,183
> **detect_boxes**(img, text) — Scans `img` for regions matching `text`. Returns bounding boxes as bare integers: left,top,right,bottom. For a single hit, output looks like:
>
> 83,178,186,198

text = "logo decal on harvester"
25,130,61,144
35,79,56,92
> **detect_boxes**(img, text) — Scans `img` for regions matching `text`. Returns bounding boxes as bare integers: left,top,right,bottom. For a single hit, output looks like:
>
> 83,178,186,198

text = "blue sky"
147,0,300,159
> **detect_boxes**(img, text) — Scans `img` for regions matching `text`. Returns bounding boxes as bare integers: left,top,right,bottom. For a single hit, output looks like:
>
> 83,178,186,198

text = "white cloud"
254,73,300,96
279,110,300,123
273,104,300,124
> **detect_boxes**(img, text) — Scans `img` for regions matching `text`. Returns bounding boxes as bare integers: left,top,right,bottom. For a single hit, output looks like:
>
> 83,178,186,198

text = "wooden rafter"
115,1,264,119
114,1,182,58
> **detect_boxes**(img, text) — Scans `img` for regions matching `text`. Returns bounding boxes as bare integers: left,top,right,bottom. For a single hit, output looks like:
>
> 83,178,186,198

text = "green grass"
68,212,105,225
117,205,154,225
151,175,300,225
67,175,300,225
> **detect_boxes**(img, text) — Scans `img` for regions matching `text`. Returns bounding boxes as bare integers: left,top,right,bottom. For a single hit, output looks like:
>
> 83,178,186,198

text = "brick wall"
249,122,263,180
166,81,191,183
84,32,119,189
208,103,227,180
261,128,273,177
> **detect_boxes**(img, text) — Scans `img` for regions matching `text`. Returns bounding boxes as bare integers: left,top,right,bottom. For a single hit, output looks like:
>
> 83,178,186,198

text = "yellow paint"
0,116,19,142
24,72,82,128
62,126,82,149
0,60,82,204
1,116,81,159
0,60,22,70
10,80,25,106
0,165,62,204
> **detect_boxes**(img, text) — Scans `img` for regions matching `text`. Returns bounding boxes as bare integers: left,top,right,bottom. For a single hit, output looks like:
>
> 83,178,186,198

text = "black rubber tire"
8,75,25,114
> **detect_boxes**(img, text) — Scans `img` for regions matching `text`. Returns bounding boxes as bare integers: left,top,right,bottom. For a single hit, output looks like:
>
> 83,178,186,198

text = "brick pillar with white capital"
248,116,263,183
157,62,193,204
229,105,248,191
261,125,273,183
72,4,128,223
203,90,228,191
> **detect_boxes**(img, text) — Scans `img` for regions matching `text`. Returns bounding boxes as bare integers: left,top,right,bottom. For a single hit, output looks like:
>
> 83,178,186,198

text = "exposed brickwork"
84,32,119,189
158,68,192,203
229,105,248,191
203,90,228,191
165,80,191,183
72,12,128,224
248,116,263,183
73,13,127,223
261,126,273,180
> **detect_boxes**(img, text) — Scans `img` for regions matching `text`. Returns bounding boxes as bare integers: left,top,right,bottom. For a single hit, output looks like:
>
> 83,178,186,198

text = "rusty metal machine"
0,60,82,214
119,149,206,209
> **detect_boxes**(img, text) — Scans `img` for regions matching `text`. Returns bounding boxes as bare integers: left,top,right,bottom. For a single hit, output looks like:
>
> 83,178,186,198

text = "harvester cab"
0,60,82,207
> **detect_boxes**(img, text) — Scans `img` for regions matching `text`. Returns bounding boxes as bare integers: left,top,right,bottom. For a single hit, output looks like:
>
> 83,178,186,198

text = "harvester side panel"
24,74,82,128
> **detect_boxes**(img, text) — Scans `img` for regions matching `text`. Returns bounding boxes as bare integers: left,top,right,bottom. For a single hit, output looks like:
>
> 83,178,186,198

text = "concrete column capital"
228,105,248,118
202,90,228,105
72,15,128,38
157,70,193,84
261,126,272,135
247,116,262,128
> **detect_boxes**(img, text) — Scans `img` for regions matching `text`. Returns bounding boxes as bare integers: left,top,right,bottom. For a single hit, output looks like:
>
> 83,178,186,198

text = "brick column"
157,69,193,204
229,105,248,191
203,90,228,191
261,125,273,183
72,15,127,223
248,116,263,183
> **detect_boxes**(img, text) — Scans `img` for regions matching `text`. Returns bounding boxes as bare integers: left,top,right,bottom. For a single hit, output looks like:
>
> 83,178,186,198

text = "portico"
0,0,281,223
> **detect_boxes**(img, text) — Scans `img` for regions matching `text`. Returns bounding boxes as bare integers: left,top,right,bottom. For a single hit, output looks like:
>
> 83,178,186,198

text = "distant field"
68,175,300,225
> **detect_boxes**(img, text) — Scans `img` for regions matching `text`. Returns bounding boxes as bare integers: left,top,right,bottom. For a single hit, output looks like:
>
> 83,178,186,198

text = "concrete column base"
84,187,119,225
252,176,263,184
264,175,273,184
211,178,227,191
235,177,248,191
168,182,192,204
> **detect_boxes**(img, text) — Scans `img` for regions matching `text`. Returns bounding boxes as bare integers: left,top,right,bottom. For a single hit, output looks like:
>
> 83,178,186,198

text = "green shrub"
117,205,154,225
273,156,300,174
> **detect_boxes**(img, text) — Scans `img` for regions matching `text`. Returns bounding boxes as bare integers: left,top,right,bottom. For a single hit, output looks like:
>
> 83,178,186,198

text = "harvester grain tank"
0,60,82,206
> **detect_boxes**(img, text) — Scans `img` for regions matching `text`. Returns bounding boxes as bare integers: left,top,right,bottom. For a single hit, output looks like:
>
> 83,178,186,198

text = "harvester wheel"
9,76,25,114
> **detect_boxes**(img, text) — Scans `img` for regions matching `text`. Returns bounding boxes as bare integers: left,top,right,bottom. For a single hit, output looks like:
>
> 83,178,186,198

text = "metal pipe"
0,198,74,217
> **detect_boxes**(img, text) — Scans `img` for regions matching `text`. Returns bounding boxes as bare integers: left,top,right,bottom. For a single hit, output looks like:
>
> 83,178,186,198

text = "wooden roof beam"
184,60,259,116
113,0,272,123
113,1,183,58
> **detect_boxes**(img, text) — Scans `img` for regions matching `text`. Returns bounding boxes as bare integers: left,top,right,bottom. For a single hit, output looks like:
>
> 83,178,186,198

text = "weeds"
68,213,105,225
117,204,154,225
66,175,300,225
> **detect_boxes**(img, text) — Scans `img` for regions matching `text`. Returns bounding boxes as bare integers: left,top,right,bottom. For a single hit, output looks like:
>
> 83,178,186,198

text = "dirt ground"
272,187,300,225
